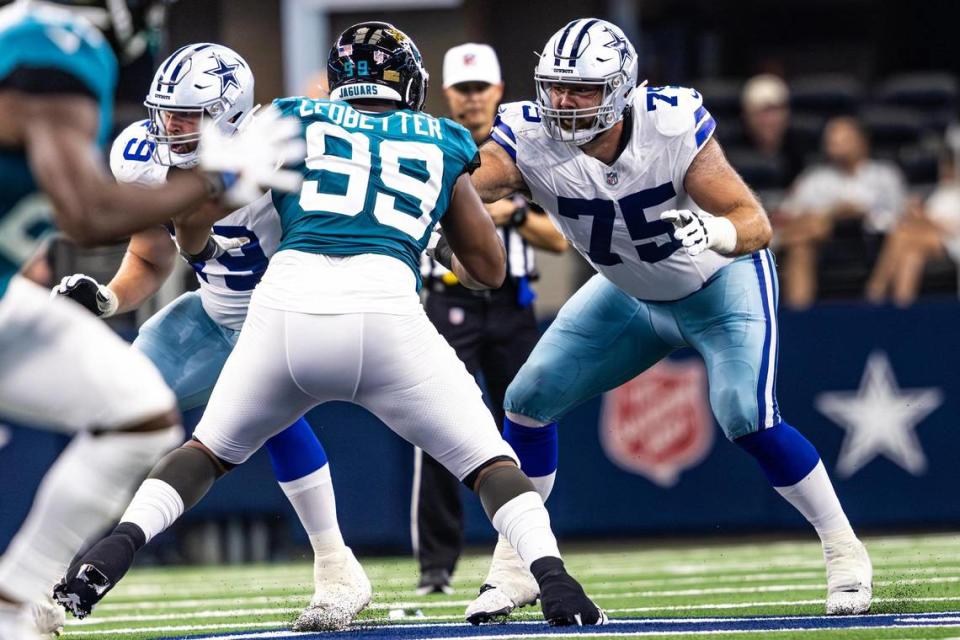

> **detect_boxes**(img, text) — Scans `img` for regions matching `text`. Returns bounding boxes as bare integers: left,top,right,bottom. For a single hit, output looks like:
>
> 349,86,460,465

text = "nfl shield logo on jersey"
605,170,619,186
600,359,713,487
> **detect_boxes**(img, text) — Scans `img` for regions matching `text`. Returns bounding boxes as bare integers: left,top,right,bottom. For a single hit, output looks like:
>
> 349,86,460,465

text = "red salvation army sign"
600,359,713,487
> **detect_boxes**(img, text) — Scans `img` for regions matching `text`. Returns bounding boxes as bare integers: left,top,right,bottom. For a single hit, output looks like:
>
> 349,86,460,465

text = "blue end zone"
169,611,960,639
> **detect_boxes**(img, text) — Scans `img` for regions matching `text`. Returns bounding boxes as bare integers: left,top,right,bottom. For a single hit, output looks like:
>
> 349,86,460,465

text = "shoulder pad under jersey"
109,120,168,186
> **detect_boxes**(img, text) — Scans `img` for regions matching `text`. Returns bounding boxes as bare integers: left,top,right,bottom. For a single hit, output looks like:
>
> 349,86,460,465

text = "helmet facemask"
535,71,630,145
143,44,253,167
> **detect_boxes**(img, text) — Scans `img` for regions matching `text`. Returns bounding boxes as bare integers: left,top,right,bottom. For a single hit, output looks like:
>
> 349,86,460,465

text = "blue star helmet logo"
205,54,241,95
602,26,631,68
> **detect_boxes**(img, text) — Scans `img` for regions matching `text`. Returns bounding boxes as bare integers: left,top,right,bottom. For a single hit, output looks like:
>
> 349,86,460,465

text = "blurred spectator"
736,74,805,187
777,116,907,308
865,146,960,306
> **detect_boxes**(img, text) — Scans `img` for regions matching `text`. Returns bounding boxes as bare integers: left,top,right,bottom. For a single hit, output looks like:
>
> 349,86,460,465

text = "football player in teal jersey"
0,2,299,637
57,22,606,629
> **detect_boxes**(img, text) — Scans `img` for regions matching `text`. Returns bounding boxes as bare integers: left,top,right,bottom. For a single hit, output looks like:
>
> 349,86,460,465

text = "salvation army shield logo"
600,359,713,487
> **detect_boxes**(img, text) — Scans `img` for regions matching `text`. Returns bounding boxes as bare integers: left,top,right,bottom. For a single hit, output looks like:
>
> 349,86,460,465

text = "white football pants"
193,299,516,480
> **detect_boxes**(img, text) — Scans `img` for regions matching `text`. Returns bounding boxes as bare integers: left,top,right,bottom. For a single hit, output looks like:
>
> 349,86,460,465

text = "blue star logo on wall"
603,27,631,68
205,54,241,95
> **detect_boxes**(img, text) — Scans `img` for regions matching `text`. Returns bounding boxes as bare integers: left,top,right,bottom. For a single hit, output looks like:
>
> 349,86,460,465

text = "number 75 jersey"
491,86,732,301
269,97,479,287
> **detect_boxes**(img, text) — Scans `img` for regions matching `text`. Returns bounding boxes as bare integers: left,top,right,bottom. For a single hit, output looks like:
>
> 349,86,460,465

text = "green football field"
60,532,960,640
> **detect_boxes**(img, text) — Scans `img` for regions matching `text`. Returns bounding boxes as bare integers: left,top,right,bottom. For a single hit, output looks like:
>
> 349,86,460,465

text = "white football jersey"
109,120,282,329
491,86,732,301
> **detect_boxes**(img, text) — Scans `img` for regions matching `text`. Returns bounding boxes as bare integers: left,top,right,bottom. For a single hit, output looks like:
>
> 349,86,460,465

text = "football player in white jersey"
50,43,371,632
463,18,872,623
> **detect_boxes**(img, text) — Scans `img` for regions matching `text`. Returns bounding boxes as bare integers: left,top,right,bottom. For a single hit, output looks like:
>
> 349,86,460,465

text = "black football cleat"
531,557,607,627
53,523,145,619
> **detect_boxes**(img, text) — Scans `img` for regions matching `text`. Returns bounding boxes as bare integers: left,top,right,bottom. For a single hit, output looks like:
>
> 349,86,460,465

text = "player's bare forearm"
173,201,227,255
450,255,493,290
684,138,772,255
445,174,506,288
518,211,568,253
23,99,211,246
106,226,177,314
473,140,527,203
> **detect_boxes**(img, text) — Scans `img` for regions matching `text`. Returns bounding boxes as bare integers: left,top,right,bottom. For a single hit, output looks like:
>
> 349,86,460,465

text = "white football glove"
199,104,306,208
51,274,119,318
177,233,249,264
660,209,737,256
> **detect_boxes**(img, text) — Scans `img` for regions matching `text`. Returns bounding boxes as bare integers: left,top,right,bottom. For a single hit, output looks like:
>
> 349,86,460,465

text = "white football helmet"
144,43,254,166
535,19,638,145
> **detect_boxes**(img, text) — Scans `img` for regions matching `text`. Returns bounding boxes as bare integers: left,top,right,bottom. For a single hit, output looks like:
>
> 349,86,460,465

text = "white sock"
119,478,185,544
491,491,561,569
530,473,556,502
0,427,181,602
278,466,344,556
774,461,855,542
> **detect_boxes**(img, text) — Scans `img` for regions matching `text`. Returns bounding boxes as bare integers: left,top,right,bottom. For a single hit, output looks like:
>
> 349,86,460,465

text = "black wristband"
510,205,528,227
179,236,218,264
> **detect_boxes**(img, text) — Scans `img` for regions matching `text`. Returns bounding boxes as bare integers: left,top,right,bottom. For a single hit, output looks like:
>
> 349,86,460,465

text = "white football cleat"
30,596,64,637
823,537,873,615
0,603,44,640
465,536,540,624
291,546,372,632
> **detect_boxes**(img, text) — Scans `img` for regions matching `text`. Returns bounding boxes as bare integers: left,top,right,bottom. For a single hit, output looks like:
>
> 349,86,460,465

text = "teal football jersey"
0,3,117,297
271,97,479,288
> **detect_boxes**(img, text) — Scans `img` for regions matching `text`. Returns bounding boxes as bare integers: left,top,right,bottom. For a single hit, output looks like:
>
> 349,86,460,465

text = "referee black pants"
413,285,540,576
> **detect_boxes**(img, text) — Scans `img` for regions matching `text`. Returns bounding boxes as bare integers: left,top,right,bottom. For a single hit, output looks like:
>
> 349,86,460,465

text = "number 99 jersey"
110,120,281,330
491,85,731,302
268,97,479,288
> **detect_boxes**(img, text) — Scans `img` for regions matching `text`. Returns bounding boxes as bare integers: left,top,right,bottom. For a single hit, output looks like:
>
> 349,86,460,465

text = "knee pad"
147,440,229,509
461,455,521,491
473,463,536,520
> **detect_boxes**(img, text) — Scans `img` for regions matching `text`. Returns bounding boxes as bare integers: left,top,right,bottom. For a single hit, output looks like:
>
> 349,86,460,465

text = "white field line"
115,535,960,584
107,560,960,599
118,545,960,586
111,564,960,596
110,558,960,599
98,567,960,612
67,607,301,625
88,574,960,620
66,596,960,628
114,561,957,591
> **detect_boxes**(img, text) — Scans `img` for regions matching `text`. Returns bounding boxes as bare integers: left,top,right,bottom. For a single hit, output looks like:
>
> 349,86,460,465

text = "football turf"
61,532,960,640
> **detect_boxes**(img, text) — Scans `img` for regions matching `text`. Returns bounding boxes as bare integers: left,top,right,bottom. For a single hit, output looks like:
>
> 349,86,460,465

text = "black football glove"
51,274,118,317
426,230,454,271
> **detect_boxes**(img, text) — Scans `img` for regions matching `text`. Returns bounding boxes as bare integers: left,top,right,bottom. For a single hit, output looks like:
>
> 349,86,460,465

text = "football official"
414,43,568,595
